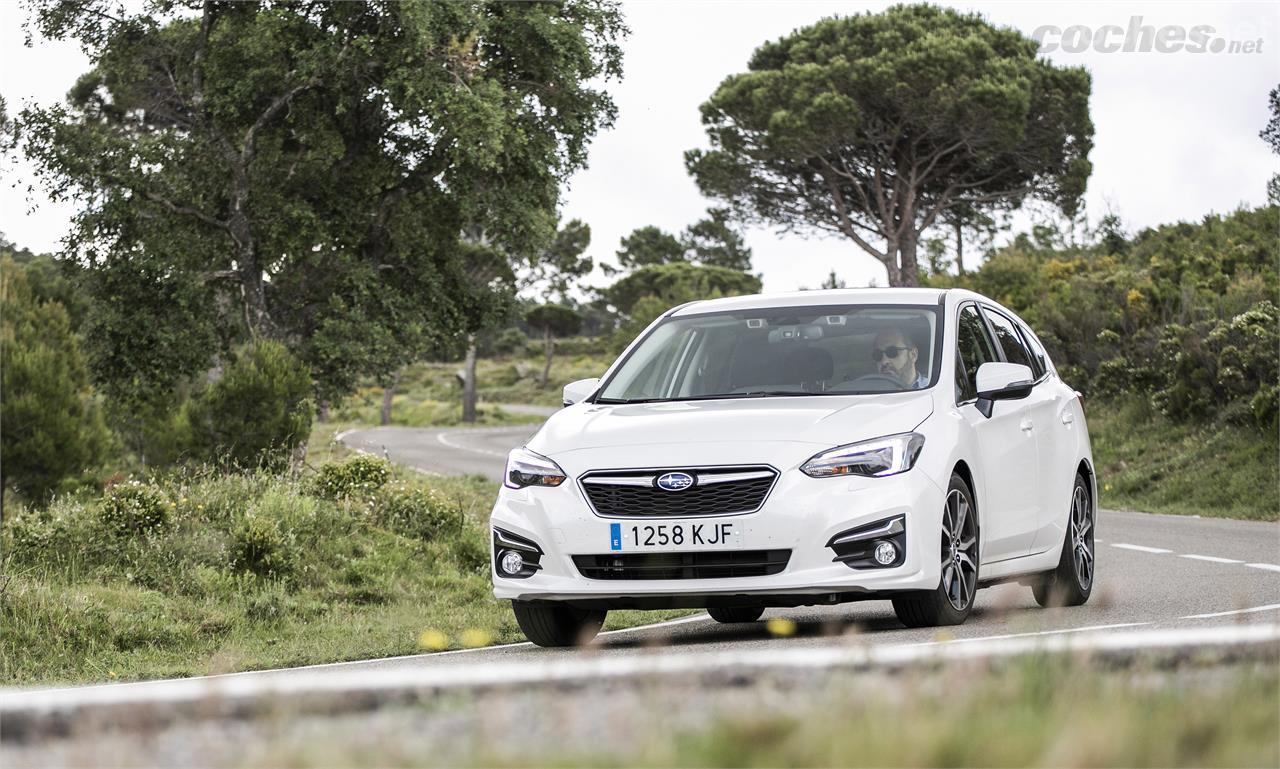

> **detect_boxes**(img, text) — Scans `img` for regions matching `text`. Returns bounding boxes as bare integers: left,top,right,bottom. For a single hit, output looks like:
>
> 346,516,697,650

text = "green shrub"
450,530,490,574
308,455,392,499
182,339,313,471
229,515,294,578
98,482,170,537
372,482,462,541
1,255,110,504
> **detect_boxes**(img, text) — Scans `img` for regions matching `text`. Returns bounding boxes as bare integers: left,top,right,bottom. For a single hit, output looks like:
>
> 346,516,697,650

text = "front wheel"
893,472,979,628
511,601,606,647
1032,474,1095,608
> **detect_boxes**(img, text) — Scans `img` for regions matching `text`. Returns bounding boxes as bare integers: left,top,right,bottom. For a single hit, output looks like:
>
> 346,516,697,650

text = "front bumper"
490,463,948,606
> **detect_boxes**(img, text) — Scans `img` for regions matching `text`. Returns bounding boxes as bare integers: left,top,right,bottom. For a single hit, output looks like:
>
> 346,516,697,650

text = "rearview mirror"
563,377,600,407
974,362,1034,418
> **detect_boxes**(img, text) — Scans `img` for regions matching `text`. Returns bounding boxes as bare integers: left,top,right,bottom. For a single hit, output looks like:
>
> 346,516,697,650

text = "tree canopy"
22,0,626,405
612,209,754,274
686,4,1093,286
603,262,762,315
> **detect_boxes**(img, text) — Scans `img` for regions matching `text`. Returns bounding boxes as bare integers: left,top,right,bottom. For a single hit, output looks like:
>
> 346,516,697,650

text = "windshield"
596,304,941,403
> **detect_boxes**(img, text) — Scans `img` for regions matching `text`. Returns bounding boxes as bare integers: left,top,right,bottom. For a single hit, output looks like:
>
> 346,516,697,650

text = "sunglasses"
872,345,912,362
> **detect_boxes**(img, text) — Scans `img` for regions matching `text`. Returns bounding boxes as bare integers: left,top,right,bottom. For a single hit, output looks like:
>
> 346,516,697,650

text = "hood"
528,391,935,468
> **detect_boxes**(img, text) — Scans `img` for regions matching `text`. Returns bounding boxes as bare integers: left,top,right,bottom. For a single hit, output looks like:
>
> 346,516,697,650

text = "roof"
670,287,949,317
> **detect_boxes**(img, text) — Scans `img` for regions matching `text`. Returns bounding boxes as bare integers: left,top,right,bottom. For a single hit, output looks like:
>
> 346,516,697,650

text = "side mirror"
562,377,600,407
974,362,1034,418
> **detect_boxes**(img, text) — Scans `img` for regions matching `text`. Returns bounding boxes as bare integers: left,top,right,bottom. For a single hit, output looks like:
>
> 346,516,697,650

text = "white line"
1111,543,1172,554
909,621,1151,647
599,613,710,636
1181,604,1280,620
436,430,509,458
5,625,1277,715
1245,562,1280,573
334,428,356,442
1180,554,1244,564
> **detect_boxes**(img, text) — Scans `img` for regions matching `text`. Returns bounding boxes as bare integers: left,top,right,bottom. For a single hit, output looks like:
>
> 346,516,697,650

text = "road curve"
333,421,1280,667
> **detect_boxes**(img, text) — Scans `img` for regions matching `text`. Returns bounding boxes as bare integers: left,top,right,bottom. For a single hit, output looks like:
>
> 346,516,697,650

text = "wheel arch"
951,459,979,537
1076,457,1097,509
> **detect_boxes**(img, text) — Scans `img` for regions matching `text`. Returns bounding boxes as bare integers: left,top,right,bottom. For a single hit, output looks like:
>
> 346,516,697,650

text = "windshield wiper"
671,391,819,401
595,391,820,405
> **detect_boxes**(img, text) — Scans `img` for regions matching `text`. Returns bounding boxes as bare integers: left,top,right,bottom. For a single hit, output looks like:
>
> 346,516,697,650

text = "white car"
490,288,1096,647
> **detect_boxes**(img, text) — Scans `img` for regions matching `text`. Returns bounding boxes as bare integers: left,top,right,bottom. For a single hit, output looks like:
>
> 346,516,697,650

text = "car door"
955,304,1040,563
980,306,1062,554
1012,316,1082,552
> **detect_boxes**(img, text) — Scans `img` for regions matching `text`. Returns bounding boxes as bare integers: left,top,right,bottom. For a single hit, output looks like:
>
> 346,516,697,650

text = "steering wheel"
842,373,904,390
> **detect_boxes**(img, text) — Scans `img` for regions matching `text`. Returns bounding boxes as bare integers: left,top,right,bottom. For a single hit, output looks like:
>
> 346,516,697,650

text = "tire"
707,606,764,624
511,601,606,647
1032,474,1095,608
893,472,979,628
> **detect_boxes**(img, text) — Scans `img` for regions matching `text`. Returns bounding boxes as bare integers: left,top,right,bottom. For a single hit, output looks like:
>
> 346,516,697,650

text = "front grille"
573,550,791,580
579,466,777,517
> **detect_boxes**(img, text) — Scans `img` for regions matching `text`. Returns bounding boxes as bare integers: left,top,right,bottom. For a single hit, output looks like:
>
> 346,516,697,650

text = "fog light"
873,540,897,566
498,549,524,576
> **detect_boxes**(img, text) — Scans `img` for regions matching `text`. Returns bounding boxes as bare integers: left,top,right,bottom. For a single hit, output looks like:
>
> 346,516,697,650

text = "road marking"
436,430,511,459
599,613,711,636
1111,543,1172,554
1181,604,1280,620
911,621,1152,647
1180,554,1244,564
1245,563,1280,573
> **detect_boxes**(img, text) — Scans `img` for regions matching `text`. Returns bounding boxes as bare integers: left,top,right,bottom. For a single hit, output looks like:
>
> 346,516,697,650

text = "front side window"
596,305,940,403
956,305,999,402
982,307,1036,372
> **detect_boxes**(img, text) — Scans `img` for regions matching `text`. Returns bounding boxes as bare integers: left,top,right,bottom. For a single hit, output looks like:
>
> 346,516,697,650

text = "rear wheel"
893,473,979,628
1032,474,1094,608
511,601,606,647
707,606,764,624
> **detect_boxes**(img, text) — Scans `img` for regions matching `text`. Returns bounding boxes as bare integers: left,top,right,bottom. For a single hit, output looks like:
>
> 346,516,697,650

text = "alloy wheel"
1070,484,1094,591
940,488,978,611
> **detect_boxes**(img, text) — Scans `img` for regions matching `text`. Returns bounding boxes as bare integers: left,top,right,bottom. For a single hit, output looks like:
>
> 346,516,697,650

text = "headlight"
504,447,568,489
800,433,925,478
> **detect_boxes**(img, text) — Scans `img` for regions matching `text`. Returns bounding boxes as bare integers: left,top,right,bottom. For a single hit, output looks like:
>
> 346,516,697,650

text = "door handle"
1019,418,1034,433
1061,411,1074,426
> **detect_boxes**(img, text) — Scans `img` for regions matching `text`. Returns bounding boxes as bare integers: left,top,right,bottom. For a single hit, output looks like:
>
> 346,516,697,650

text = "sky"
2,1,1277,291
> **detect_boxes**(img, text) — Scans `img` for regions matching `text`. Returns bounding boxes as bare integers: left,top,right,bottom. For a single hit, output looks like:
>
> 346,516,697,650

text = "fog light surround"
492,527,543,579
826,515,907,570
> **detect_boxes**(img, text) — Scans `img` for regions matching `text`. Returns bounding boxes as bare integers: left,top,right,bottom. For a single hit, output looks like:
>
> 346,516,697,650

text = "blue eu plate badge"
610,522,622,551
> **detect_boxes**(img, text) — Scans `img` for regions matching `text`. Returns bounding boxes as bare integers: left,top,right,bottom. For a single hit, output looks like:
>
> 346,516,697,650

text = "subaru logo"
656,472,695,492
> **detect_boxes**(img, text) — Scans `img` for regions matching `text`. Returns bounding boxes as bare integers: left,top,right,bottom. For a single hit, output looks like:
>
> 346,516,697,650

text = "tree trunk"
380,370,401,426
897,231,921,287
954,220,965,275
316,401,330,423
461,337,478,423
539,326,554,388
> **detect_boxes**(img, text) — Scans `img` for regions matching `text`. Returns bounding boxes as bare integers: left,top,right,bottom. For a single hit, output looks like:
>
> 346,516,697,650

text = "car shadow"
591,604,1032,652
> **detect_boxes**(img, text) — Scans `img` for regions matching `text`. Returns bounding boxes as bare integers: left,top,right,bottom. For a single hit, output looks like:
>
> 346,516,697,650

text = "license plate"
609,521,743,551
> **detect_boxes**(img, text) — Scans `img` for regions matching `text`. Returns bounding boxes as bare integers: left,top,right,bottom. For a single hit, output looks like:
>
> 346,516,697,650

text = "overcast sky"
2,1,1277,291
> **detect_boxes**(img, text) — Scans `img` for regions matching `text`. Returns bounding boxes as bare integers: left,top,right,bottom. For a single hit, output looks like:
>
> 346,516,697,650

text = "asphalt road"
335,420,1280,667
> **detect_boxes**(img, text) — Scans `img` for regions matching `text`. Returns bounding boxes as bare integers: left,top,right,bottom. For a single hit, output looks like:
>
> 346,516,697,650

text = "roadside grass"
1089,396,1279,521
333,390,545,428
611,660,1279,768
0,456,684,686
339,354,615,418
217,657,1280,768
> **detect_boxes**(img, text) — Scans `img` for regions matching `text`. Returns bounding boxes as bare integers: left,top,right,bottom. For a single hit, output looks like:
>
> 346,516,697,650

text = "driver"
873,328,927,389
